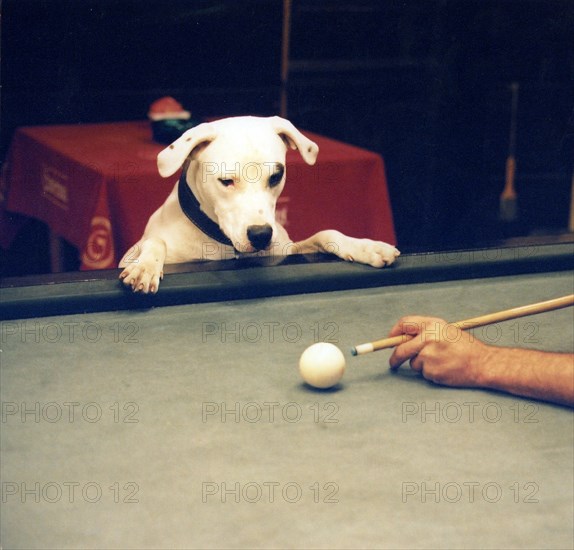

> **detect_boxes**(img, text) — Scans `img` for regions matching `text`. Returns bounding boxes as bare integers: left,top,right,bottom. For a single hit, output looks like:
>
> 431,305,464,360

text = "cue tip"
351,343,374,356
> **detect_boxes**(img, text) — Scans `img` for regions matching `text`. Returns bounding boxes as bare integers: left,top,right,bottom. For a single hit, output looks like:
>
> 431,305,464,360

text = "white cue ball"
299,342,346,389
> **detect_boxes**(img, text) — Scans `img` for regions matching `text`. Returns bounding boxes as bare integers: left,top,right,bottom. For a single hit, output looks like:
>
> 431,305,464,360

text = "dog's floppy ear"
271,116,319,166
157,122,218,178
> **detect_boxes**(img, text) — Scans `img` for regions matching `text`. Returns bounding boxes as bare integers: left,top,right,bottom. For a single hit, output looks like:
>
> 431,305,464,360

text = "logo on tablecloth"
0,162,8,204
41,164,69,210
81,216,115,269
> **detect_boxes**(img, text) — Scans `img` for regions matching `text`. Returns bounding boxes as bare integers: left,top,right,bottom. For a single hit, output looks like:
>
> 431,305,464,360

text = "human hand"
387,316,489,387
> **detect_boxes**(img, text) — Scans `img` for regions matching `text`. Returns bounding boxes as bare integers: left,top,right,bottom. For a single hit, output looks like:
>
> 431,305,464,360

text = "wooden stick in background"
280,0,292,118
499,82,519,222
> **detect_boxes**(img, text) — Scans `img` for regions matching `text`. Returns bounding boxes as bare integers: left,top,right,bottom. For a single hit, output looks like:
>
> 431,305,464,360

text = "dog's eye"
218,178,234,187
268,166,284,188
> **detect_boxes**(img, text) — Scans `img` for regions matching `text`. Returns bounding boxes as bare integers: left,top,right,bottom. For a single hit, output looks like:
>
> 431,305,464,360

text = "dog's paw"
119,261,163,294
340,238,400,268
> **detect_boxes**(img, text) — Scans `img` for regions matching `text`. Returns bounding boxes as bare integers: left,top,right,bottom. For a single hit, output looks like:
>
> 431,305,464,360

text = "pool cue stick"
351,294,574,356
499,82,519,221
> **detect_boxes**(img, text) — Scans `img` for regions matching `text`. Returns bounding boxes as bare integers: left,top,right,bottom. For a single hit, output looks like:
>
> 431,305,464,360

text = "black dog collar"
177,168,233,247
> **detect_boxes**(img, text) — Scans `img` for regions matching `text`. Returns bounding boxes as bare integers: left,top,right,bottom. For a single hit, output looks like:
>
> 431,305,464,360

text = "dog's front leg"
119,237,167,293
294,230,400,267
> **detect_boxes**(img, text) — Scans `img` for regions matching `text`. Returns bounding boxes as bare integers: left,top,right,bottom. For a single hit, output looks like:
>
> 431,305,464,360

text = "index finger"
389,331,427,370
387,316,424,338
388,317,448,370
387,316,446,338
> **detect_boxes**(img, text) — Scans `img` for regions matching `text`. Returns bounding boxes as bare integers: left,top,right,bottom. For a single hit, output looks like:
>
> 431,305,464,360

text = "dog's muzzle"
247,224,273,250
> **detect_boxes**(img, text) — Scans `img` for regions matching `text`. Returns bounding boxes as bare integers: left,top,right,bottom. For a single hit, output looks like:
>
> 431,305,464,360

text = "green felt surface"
1,270,573,549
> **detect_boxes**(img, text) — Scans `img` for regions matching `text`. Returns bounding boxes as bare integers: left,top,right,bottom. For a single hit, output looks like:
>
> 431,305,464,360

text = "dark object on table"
148,96,201,144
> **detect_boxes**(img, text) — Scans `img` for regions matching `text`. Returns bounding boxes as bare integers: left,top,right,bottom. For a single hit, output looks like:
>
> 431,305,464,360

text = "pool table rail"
1,243,573,321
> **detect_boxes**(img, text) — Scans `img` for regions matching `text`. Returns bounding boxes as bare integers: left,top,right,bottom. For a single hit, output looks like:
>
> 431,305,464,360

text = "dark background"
1,0,573,274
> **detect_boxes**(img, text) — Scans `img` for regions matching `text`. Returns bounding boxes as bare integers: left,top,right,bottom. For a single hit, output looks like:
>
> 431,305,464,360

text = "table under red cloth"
0,120,396,270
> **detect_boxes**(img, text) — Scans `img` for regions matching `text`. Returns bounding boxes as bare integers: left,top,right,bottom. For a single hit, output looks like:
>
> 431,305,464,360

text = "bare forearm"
476,347,574,407
388,316,574,407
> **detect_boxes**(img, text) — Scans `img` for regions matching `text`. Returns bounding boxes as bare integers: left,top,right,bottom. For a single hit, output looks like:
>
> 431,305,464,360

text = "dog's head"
157,116,318,253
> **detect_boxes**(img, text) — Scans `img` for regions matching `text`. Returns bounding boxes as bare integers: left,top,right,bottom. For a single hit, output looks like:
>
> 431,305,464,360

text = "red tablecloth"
0,121,396,269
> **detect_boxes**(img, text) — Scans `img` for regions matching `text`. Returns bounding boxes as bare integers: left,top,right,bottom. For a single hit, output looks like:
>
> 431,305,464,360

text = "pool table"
1,243,573,549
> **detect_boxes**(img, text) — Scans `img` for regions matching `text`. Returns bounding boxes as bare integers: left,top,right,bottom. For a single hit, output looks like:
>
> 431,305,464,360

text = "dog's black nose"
247,224,273,250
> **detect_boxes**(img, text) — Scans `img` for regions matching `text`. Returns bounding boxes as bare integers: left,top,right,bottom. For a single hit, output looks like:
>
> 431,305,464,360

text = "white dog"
119,116,399,293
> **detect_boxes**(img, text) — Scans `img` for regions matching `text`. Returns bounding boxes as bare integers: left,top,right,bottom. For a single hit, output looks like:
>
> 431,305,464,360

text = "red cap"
148,97,191,121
